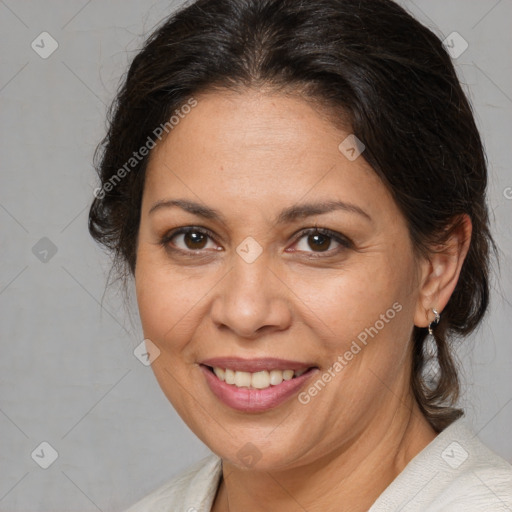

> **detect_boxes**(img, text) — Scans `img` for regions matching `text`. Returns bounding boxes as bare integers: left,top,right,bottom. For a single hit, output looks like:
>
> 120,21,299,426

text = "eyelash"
159,225,352,258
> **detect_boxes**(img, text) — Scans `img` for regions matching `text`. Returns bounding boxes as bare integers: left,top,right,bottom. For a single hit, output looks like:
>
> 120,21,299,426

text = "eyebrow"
148,198,372,224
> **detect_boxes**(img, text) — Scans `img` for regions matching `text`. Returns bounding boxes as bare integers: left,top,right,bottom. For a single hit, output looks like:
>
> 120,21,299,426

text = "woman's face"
135,89,426,470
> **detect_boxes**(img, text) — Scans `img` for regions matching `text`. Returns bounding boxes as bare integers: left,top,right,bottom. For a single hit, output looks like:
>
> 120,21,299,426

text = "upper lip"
200,357,316,373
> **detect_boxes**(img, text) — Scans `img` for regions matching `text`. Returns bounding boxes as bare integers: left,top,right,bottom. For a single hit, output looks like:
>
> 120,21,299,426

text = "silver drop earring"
428,308,441,335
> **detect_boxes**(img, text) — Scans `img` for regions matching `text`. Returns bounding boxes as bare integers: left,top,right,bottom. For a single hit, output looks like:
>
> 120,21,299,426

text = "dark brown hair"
89,0,496,432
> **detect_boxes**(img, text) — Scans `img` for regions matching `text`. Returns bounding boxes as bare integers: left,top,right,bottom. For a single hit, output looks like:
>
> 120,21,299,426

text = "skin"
134,89,472,511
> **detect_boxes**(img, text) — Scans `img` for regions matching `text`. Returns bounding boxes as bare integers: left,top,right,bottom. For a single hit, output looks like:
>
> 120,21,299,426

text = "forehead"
143,89,397,226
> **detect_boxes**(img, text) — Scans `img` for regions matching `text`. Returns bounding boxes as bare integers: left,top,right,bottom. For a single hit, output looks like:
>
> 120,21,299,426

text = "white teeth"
251,370,270,389
225,368,236,385
211,367,310,389
234,371,252,388
282,369,294,381
213,367,225,380
269,370,283,386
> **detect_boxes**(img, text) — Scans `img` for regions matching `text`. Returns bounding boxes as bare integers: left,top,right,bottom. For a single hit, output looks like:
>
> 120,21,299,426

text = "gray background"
0,0,511,510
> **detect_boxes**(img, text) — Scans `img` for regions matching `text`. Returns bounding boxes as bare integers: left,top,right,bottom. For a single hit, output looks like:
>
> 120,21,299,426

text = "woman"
88,0,512,510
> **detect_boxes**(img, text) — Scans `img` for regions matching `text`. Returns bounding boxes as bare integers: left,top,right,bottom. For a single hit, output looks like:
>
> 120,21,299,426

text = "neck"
212,398,436,512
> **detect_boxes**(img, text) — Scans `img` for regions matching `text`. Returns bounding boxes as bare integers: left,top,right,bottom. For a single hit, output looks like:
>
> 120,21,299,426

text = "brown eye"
183,231,208,250
307,233,331,252
162,227,218,253
291,228,351,255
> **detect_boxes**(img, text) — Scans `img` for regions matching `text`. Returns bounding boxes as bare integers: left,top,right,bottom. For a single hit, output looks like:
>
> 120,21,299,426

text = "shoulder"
370,418,512,511
431,421,512,511
123,453,222,512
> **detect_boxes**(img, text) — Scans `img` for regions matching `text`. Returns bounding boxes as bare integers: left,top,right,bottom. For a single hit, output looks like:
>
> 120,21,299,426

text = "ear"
414,214,472,329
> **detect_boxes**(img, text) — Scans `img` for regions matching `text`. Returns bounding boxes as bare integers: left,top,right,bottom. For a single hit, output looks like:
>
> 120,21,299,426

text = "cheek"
289,251,414,351
134,246,210,349
134,247,211,413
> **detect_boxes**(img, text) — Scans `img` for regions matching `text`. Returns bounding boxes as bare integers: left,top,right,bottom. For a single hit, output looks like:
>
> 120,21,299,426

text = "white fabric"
125,418,512,511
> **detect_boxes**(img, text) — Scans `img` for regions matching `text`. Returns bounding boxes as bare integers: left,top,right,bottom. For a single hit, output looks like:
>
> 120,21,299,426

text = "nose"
210,252,293,339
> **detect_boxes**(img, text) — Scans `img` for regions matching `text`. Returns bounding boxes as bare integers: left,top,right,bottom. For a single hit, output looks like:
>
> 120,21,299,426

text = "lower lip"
200,365,318,412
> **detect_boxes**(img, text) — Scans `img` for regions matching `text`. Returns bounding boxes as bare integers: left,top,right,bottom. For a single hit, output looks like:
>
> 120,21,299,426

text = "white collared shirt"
124,418,512,511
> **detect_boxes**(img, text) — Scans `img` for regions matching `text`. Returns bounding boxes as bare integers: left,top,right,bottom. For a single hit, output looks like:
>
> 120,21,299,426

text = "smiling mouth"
203,365,317,390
